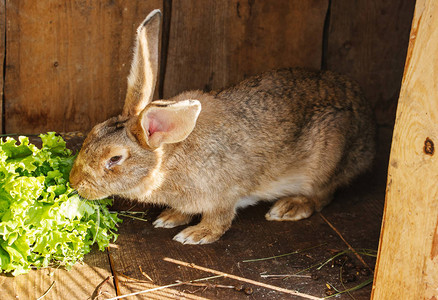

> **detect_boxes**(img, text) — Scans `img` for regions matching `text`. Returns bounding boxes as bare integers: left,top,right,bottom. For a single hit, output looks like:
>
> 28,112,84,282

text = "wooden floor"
1,127,391,300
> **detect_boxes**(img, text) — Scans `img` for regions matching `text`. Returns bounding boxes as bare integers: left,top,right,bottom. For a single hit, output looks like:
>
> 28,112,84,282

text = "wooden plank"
0,0,4,134
0,249,116,299
371,0,438,298
4,0,161,134
163,0,328,98
326,0,415,126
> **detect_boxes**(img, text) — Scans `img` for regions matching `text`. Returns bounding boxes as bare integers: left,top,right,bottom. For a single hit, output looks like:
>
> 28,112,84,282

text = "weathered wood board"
372,0,438,298
4,0,161,134
0,249,116,300
107,192,382,299
163,0,328,98
326,0,415,126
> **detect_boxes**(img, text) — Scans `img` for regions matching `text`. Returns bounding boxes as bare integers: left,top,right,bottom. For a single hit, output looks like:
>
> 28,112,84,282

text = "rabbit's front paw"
173,225,224,245
266,196,315,221
153,208,192,228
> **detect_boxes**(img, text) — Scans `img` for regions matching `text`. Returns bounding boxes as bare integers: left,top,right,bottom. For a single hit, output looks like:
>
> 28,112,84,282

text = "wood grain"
4,0,161,134
326,0,415,126
372,0,438,298
0,249,116,300
163,0,328,98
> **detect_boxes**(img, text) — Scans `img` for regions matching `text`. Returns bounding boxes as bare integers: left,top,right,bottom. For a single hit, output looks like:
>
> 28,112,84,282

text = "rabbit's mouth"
76,185,110,201
70,177,110,200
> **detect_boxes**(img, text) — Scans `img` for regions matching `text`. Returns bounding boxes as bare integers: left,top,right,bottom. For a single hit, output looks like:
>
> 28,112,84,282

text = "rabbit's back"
217,68,371,131
168,68,375,205
215,68,374,159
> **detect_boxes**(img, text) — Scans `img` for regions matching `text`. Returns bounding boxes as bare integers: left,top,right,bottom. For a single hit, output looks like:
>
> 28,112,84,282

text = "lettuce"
0,132,121,276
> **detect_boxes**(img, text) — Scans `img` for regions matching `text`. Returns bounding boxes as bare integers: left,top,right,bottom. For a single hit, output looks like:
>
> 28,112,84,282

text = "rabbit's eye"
110,156,122,163
106,155,122,169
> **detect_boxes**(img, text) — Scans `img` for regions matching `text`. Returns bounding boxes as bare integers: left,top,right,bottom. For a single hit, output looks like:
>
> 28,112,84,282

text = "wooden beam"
372,0,438,298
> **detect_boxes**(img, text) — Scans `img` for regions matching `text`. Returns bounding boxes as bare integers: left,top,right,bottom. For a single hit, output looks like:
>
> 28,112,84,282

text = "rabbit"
69,9,375,244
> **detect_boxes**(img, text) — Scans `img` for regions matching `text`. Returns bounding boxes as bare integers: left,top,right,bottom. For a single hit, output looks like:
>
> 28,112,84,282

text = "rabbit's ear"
132,100,201,149
123,10,161,117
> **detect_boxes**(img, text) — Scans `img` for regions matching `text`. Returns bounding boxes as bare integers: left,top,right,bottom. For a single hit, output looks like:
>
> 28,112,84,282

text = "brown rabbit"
69,10,375,244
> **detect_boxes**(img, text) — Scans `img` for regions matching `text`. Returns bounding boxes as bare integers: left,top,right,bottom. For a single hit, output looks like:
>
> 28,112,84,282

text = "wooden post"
372,0,438,298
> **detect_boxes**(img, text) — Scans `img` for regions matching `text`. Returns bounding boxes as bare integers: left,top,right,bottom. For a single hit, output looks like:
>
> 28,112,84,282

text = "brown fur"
69,10,375,244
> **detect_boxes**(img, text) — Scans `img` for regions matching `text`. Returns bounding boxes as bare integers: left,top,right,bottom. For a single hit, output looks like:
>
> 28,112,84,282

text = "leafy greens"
0,132,121,276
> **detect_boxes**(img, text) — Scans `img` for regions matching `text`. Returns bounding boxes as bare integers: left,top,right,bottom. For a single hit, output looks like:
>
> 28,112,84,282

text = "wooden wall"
326,0,416,127
163,0,327,98
3,0,162,134
0,0,414,134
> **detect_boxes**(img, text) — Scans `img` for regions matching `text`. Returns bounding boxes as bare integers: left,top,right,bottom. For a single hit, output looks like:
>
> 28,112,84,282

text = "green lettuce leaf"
0,133,121,276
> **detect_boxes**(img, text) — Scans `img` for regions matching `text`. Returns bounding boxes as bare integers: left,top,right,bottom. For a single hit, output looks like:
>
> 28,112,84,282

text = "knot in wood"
423,137,434,155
